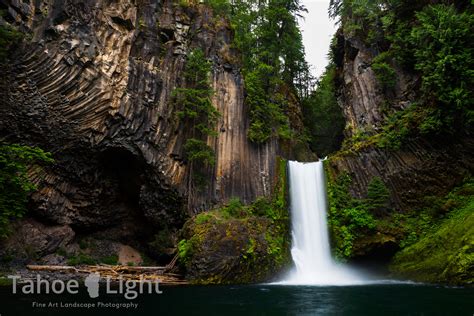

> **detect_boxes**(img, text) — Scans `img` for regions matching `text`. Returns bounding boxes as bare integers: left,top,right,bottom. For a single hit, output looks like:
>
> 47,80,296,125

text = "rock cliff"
325,28,473,274
0,0,295,263
329,31,473,213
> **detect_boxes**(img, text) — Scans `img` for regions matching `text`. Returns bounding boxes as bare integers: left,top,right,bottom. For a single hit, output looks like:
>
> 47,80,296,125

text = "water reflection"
1,284,473,315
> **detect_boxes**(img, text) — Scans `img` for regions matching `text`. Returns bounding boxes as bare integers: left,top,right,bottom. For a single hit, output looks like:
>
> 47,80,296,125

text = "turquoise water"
1,283,473,315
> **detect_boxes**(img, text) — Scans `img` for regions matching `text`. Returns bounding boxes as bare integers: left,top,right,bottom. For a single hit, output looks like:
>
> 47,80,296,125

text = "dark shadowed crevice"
99,147,144,209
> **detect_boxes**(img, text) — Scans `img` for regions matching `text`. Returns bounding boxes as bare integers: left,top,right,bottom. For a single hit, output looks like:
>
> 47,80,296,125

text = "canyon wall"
329,31,473,212
0,0,297,263
0,0,281,233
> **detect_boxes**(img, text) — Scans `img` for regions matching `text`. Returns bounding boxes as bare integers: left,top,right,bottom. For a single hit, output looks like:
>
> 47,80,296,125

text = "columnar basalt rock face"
0,0,279,242
330,32,474,212
329,138,474,211
333,32,418,138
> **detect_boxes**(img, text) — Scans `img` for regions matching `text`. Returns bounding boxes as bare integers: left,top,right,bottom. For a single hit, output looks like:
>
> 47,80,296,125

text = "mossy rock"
390,199,474,285
179,212,290,284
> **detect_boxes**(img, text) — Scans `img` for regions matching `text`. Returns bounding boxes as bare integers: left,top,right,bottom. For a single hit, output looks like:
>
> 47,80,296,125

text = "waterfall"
282,160,366,285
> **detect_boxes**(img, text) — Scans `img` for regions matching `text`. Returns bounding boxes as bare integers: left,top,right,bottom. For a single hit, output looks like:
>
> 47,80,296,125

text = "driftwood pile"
26,254,187,285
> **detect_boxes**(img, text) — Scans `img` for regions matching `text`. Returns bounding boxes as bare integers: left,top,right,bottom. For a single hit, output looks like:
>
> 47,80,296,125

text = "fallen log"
26,264,188,285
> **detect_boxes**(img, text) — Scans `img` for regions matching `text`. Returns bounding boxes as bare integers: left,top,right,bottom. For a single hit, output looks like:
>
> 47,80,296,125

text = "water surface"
1,284,473,315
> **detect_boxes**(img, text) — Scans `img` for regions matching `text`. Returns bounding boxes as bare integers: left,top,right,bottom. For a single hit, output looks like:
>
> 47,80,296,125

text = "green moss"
194,213,215,224
390,189,474,285
101,255,118,265
335,103,446,155
67,253,96,266
326,167,474,284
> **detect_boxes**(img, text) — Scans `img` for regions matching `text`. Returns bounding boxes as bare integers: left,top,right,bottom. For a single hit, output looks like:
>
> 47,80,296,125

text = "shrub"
101,255,119,265
0,24,23,62
371,52,396,90
67,253,96,266
326,172,377,259
366,176,390,212
183,138,215,166
172,48,219,186
0,144,53,238
221,197,245,218
411,5,474,114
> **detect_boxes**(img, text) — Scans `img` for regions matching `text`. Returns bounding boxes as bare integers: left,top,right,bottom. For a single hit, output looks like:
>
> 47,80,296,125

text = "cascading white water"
282,160,366,285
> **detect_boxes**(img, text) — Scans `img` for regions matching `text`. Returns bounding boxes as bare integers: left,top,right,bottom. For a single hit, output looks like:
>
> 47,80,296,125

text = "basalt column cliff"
0,0,293,267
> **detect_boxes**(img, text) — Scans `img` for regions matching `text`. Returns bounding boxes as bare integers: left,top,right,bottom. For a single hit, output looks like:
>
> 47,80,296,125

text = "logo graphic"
84,273,100,298
9,273,163,301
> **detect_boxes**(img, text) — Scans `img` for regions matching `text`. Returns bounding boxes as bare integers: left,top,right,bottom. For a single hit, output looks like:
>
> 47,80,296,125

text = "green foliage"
330,2,473,151
302,64,345,156
177,0,191,8
203,0,231,15
326,167,474,284
396,3,473,126
366,176,390,212
371,52,396,89
221,197,246,218
174,49,218,136
274,157,289,212
0,277,13,286
377,104,443,149
178,238,197,264
64,247,119,266
340,103,445,152
67,253,96,266
195,212,214,225
245,62,293,144
390,179,474,284
101,255,119,265
249,197,273,217
0,23,23,62
173,48,219,186
330,0,386,45
183,138,215,166
326,171,377,259
216,0,311,144
410,5,474,126
178,157,291,282
0,143,53,238
399,178,474,248
243,237,256,259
